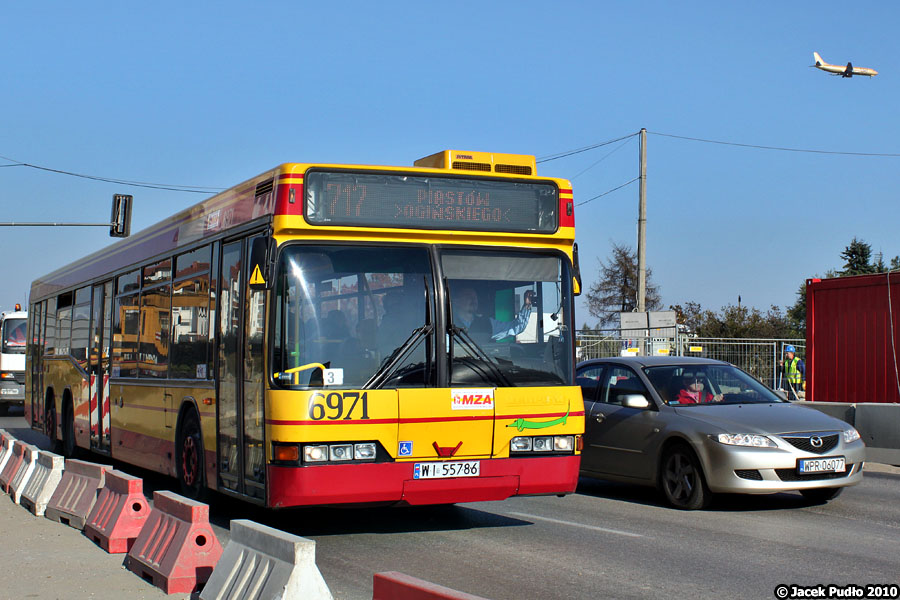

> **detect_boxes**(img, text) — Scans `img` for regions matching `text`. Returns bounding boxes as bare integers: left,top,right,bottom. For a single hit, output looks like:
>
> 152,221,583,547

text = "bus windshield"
272,245,573,389
2,318,26,354
444,250,572,387
273,245,432,389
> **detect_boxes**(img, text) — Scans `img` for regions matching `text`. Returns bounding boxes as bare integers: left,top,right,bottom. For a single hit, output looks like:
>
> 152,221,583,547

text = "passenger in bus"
489,289,535,341
323,310,351,341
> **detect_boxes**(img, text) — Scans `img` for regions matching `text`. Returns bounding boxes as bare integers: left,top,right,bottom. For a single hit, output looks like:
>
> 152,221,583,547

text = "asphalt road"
2,409,898,600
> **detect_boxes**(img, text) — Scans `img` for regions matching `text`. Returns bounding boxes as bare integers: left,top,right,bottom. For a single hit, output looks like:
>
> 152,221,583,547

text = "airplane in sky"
813,52,878,77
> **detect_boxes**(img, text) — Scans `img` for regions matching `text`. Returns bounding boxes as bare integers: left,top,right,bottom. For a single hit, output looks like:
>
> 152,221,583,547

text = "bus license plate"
414,461,480,479
798,457,845,474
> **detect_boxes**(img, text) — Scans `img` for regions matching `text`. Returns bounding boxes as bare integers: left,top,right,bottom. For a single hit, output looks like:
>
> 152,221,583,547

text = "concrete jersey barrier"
19,451,65,516
200,519,333,600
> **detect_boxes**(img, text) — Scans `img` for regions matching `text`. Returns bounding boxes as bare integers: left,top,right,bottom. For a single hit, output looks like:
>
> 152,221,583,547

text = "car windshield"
643,364,786,406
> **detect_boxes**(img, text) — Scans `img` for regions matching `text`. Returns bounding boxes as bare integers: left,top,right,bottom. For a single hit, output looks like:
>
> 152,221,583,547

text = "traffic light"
110,194,133,238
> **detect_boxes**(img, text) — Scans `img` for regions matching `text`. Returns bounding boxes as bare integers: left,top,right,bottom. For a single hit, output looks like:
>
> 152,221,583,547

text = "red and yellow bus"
26,149,584,508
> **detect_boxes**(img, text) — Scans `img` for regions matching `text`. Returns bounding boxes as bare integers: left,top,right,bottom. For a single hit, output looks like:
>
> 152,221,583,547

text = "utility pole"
637,128,647,313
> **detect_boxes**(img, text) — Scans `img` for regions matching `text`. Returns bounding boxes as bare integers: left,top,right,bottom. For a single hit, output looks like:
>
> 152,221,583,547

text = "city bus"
0,304,27,414
26,149,584,508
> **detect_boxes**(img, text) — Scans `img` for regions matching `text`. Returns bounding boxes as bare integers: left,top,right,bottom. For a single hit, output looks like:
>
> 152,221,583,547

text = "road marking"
506,512,644,538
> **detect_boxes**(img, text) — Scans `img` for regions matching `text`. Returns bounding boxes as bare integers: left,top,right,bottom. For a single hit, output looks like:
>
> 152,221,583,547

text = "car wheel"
176,410,207,501
660,443,710,510
799,487,843,504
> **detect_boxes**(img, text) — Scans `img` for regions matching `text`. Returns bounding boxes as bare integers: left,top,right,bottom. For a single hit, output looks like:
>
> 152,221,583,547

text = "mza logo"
451,388,495,410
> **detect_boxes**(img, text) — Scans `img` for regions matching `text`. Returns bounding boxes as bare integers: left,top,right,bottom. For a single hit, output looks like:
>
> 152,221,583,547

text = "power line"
576,177,640,207
647,131,900,157
571,136,636,180
537,132,639,163
0,154,225,193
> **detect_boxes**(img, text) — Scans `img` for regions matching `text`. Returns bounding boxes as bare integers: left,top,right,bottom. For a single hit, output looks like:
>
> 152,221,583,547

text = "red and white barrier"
373,572,490,600
20,451,65,516
83,470,150,553
0,431,14,475
44,459,112,529
8,442,39,504
124,490,223,595
0,440,29,493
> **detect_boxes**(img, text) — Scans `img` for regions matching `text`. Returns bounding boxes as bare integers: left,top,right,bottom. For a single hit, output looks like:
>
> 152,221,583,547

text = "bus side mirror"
572,242,582,296
248,236,271,290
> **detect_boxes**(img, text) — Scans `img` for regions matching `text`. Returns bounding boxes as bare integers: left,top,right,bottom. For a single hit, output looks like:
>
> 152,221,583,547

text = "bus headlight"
510,435,575,454
532,436,553,452
303,445,329,462
510,437,532,452
354,443,376,460
329,444,353,461
554,436,575,451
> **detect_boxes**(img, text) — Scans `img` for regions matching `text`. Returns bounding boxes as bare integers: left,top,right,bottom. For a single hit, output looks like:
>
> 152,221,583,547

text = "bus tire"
61,399,77,459
45,393,61,454
0,404,8,416
176,409,207,501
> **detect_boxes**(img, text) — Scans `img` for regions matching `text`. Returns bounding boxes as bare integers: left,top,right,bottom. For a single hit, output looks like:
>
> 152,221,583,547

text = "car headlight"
842,427,861,444
715,433,777,448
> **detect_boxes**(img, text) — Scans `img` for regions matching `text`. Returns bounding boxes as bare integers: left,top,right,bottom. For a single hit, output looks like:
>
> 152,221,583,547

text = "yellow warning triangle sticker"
249,264,266,286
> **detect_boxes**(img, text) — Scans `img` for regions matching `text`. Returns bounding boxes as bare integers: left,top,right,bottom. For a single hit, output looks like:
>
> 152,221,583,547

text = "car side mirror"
621,394,650,409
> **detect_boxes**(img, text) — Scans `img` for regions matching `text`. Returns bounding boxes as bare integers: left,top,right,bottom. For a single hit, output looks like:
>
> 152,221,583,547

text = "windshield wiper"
449,325,514,387
364,324,432,390
443,277,512,387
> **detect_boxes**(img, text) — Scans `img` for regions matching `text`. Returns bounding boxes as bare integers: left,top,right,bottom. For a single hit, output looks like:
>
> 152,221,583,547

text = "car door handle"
595,414,605,423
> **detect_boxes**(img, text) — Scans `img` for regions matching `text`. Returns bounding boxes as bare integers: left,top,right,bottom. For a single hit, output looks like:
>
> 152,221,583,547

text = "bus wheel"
177,410,207,501
62,402,77,459
0,404,9,416
46,403,61,453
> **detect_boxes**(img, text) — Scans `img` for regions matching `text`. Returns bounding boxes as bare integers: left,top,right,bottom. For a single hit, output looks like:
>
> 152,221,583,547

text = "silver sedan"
576,356,865,509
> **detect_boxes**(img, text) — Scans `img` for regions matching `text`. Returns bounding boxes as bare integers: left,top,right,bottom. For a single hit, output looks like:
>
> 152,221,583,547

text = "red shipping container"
807,272,900,404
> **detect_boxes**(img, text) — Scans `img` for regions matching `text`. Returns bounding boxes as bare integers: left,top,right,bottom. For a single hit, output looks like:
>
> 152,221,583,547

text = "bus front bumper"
267,455,580,508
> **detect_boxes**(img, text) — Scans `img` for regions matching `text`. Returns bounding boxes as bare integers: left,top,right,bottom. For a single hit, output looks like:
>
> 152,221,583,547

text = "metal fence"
575,330,804,390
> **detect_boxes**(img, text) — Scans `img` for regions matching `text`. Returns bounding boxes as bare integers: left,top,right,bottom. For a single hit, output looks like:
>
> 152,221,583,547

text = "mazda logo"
810,436,823,448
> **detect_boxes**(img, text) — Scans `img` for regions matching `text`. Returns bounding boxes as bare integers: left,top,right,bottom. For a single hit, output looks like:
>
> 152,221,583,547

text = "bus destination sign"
304,170,558,233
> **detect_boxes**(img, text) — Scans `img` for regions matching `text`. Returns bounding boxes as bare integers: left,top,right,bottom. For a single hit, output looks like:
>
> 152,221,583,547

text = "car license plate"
798,456,845,474
413,461,480,479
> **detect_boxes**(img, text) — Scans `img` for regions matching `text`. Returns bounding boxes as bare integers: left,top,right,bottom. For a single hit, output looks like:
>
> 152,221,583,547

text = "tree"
673,301,797,339
585,242,661,328
840,237,876,276
789,236,900,337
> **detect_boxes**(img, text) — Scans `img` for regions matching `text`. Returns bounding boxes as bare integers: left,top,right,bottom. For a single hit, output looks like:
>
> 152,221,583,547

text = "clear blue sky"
2,2,898,327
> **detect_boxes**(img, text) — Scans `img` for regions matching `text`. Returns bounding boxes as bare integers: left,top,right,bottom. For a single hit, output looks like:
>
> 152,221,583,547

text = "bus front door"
216,236,266,501
89,281,113,454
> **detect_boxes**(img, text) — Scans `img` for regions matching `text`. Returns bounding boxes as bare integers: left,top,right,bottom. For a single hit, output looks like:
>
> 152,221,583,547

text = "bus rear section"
0,307,27,413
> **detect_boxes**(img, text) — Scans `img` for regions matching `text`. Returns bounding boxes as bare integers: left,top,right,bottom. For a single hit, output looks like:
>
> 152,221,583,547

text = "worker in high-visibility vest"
780,344,806,401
